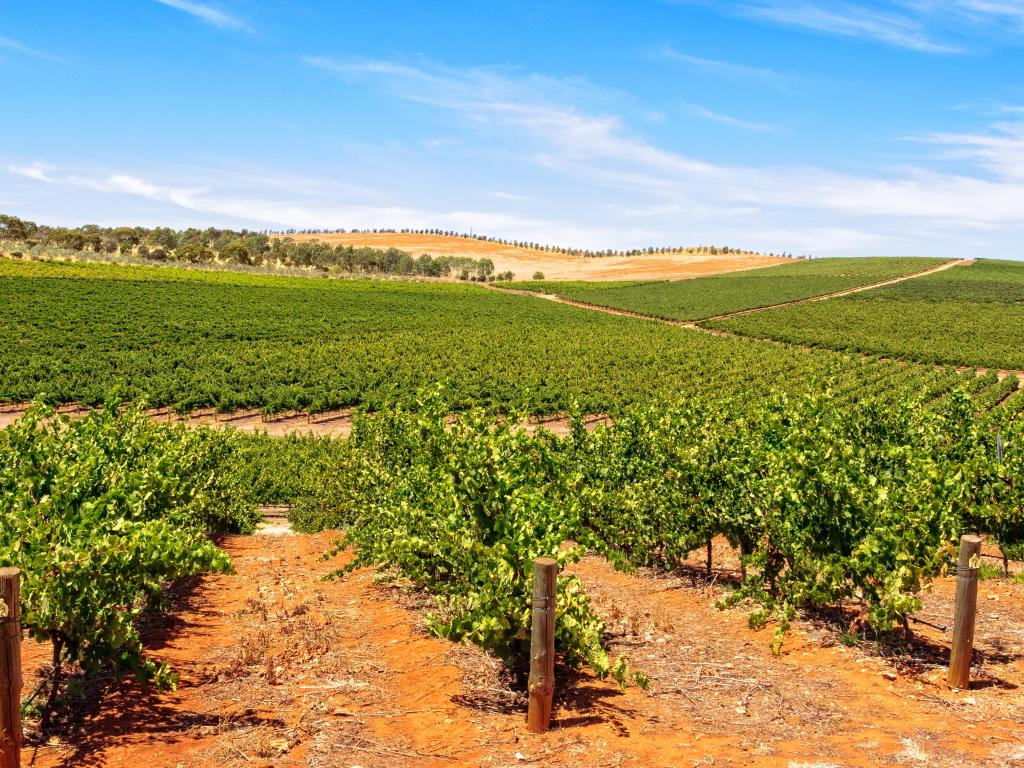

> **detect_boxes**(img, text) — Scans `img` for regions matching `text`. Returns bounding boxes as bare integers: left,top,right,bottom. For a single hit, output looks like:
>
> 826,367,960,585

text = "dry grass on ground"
277,232,791,282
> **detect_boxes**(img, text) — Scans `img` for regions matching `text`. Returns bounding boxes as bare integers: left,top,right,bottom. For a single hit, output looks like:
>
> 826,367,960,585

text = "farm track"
693,257,974,322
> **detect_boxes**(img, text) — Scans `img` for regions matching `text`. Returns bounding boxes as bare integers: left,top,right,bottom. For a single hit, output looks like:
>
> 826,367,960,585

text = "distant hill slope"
276,232,790,281
510,257,950,322
709,258,1024,372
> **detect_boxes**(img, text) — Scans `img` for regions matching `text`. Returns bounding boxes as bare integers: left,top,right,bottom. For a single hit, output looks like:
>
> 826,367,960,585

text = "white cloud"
58,170,397,227
684,104,783,133
683,1,1024,52
0,36,60,62
938,0,1024,29
153,0,252,32
306,56,1024,229
10,56,1024,258
740,2,960,52
749,225,887,253
655,46,785,82
952,99,1024,116
913,121,1024,180
4,162,640,250
9,162,53,182
489,191,533,202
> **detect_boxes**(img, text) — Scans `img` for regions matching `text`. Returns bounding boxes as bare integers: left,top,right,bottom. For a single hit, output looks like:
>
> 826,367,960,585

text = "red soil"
18,530,1024,768
0,405,611,439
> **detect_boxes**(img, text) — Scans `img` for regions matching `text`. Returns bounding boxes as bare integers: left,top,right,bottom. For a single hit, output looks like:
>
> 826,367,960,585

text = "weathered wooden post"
527,557,557,733
706,538,713,576
948,535,982,690
0,568,23,768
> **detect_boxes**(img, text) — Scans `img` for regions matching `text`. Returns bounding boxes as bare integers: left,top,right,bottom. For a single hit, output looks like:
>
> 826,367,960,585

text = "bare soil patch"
0,405,610,439
19,532,1024,768
278,232,789,282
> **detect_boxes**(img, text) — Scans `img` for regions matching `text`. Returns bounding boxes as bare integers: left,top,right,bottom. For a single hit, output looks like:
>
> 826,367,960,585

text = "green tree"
177,242,215,263
476,258,495,281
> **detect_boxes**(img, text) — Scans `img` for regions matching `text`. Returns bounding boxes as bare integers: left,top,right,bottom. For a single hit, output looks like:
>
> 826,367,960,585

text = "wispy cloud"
9,162,53,182
684,104,783,132
743,2,960,53
677,1,1024,52
12,54,1024,257
153,0,252,32
0,36,61,62
655,45,785,82
939,0,1024,30
305,56,1024,232
11,164,416,227
6,161,642,248
303,56,611,121
489,191,533,202
952,98,1024,116
913,121,1024,180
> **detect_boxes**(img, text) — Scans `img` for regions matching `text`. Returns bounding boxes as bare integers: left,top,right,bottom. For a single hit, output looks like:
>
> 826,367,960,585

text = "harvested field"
277,232,790,281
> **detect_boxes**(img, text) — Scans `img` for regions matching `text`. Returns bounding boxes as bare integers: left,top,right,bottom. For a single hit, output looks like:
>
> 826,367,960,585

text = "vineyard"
708,258,1024,371
8,0,1024,760
5,380,1024,766
294,388,1023,662
512,257,948,321
0,256,995,418
3,250,1024,767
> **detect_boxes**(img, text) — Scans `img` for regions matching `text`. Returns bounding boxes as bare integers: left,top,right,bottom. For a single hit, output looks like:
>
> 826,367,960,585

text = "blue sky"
3,1,1024,257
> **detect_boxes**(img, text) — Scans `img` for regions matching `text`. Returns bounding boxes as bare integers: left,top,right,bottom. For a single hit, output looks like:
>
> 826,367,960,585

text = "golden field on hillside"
277,232,790,281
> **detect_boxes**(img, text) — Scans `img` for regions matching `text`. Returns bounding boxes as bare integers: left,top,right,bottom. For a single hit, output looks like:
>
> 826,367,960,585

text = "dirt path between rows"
0,404,610,439
19,525,1024,768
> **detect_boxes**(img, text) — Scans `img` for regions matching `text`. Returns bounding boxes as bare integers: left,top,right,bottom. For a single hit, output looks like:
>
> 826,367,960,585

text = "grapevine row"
296,384,1023,680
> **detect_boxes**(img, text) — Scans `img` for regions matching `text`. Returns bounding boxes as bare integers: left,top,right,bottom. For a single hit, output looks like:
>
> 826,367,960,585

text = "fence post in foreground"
527,557,557,733
0,568,22,768
948,535,982,690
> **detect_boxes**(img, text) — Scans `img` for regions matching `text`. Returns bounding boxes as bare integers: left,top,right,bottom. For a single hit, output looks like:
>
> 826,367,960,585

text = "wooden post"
0,568,23,768
948,535,982,690
527,557,557,734
706,538,713,576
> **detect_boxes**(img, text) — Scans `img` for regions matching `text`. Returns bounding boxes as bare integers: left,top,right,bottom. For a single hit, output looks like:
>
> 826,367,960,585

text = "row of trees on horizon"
0,214,511,281
273,226,805,260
